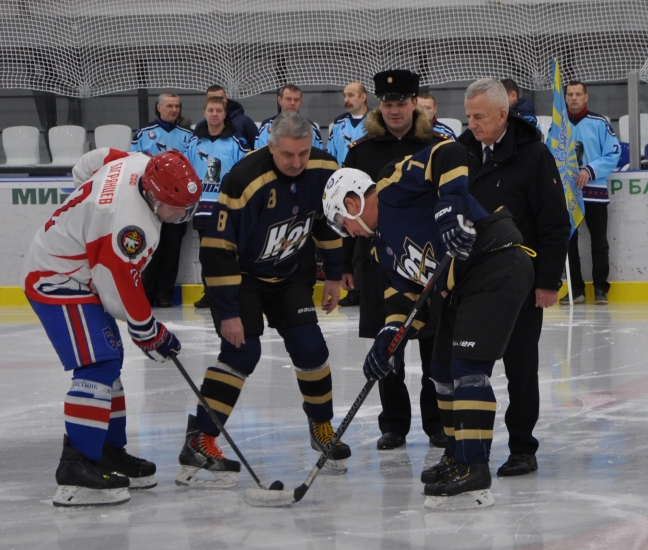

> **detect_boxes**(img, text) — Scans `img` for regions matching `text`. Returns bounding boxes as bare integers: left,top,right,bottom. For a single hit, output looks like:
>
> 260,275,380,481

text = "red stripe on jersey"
51,253,88,261
86,234,153,325
64,402,111,423
66,305,92,365
102,149,130,166
111,395,126,413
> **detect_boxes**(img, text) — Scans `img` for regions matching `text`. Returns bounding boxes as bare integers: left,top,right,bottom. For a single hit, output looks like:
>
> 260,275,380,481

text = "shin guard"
196,362,246,436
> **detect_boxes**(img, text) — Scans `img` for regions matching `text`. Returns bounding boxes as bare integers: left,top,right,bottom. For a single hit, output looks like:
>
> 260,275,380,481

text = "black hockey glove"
363,324,406,380
132,321,181,363
434,195,476,260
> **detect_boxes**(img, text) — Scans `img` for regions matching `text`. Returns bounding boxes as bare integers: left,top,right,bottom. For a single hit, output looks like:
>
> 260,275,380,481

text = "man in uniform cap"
342,69,446,451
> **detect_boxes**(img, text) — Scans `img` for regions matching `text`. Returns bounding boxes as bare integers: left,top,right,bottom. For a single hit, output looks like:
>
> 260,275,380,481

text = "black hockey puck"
269,480,284,491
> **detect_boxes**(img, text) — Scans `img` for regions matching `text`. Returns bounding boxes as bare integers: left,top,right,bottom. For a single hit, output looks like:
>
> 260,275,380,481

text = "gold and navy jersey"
375,140,488,327
200,146,342,319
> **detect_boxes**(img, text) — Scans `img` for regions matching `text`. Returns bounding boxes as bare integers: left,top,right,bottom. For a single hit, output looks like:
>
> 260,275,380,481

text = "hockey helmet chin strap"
327,193,374,237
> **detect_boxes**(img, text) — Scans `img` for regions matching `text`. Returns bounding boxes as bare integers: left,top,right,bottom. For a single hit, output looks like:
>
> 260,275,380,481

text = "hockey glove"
131,321,181,363
434,195,476,260
363,324,406,380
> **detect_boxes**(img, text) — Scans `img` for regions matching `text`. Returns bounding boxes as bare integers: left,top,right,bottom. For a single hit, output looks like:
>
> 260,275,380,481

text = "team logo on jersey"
118,226,146,258
394,237,438,285
258,213,314,264
103,327,119,350
147,132,156,140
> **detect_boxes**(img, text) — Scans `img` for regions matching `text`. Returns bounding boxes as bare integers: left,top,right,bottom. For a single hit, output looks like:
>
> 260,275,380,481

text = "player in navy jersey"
174,112,351,489
323,141,534,509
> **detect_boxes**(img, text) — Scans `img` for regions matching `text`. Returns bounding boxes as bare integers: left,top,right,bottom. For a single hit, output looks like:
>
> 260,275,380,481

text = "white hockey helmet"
322,168,375,237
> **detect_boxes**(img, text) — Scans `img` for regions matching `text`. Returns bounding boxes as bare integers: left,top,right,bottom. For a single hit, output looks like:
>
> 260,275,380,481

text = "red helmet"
142,150,202,223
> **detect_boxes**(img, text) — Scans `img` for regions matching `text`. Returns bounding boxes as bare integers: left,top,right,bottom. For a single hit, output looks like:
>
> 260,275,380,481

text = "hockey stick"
170,353,284,492
244,252,453,507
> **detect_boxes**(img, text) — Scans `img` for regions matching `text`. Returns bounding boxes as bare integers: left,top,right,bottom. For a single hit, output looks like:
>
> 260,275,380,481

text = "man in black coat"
343,69,446,450
458,78,570,476
205,85,259,149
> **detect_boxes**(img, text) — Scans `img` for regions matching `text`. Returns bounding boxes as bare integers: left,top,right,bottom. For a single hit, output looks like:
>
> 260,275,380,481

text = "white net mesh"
1,0,647,98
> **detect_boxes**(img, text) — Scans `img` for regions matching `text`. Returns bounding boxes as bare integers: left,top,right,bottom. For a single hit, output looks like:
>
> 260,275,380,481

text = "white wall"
2,171,647,287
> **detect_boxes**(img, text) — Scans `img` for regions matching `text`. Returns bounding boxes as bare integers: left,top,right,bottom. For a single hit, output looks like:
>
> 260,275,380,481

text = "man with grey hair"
458,78,570,477
131,92,194,307
175,111,351,488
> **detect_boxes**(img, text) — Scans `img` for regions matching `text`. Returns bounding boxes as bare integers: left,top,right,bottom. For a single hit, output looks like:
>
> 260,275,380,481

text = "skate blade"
317,454,348,474
244,487,296,507
424,489,495,510
128,474,157,490
53,486,130,507
175,465,238,488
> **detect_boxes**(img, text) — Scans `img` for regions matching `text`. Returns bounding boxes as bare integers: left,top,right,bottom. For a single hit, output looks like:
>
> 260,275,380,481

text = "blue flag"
547,58,585,236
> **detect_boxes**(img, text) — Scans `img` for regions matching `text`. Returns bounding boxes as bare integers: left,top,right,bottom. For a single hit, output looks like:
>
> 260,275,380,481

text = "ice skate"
53,435,130,508
99,440,157,489
175,415,240,488
420,454,456,484
308,418,351,473
423,462,494,510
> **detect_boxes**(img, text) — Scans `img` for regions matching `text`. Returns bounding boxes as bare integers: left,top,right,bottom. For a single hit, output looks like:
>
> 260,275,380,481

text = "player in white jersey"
23,150,201,507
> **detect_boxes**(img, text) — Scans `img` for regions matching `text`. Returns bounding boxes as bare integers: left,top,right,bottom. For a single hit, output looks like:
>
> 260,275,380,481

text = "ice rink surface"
2,303,648,550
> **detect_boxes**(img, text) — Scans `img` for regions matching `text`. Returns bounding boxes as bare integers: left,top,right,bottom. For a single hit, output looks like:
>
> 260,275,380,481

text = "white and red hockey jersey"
23,151,160,331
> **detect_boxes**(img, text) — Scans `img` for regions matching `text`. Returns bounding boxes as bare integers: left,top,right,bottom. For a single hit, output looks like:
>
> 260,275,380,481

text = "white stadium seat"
94,124,132,152
437,117,463,137
48,125,86,166
536,115,553,143
2,125,40,165
618,114,648,152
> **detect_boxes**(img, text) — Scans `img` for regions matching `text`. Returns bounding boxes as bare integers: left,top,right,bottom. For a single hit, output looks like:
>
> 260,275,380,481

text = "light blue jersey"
327,112,367,164
185,121,250,220
130,119,193,155
569,111,621,203
432,118,457,140
254,114,323,150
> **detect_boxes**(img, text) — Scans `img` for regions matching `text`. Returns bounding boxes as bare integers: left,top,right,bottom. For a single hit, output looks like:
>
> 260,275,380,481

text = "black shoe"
594,289,608,305
421,454,455,484
54,435,130,507
428,429,447,449
156,299,173,308
194,294,210,308
424,462,491,497
376,433,406,450
338,292,360,307
98,441,157,489
497,453,538,476
559,292,585,305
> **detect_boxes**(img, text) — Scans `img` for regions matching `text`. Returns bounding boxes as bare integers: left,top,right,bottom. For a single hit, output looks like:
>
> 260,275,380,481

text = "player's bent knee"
449,358,494,380
432,379,454,395
278,324,329,370
72,359,122,387
218,335,261,376
454,374,491,389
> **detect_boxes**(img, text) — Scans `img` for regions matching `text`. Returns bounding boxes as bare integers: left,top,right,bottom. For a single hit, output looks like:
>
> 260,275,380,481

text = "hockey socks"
295,363,333,422
196,362,246,436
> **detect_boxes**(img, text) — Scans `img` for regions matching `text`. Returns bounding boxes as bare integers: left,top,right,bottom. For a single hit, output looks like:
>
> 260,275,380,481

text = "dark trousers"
567,202,610,293
502,305,543,456
143,221,187,303
377,334,443,438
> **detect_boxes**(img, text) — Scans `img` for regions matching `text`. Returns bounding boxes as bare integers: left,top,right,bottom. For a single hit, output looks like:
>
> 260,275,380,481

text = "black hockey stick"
170,353,284,492
244,252,453,507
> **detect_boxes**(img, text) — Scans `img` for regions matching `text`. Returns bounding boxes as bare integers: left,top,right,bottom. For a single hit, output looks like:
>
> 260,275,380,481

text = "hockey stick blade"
244,253,452,507
170,353,283,492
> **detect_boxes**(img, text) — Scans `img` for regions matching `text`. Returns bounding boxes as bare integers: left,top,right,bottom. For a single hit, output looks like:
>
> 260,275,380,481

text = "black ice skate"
98,440,157,489
175,415,240,488
423,462,494,510
308,418,351,473
53,435,130,507
420,454,456,484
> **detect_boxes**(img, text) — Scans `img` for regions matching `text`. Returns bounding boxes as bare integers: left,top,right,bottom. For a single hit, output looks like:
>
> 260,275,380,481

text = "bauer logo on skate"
118,226,146,258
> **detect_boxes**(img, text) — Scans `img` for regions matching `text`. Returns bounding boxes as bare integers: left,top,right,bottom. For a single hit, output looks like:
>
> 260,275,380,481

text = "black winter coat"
458,112,570,301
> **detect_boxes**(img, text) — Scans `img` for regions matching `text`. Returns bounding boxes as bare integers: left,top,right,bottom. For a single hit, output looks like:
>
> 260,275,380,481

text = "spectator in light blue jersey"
327,82,369,165
255,84,323,150
186,96,250,308
560,81,621,306
131,92,194,308
205,85,259,150
417,92,458,139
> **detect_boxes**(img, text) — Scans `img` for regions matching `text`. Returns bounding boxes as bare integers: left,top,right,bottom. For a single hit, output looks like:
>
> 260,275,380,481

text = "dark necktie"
484,145,493,163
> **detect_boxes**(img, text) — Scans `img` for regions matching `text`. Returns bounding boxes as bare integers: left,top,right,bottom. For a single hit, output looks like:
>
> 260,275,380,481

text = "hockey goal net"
0,0,647,97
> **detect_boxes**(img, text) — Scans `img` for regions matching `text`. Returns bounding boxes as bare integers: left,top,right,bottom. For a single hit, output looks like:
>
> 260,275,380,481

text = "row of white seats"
1,124,132,166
